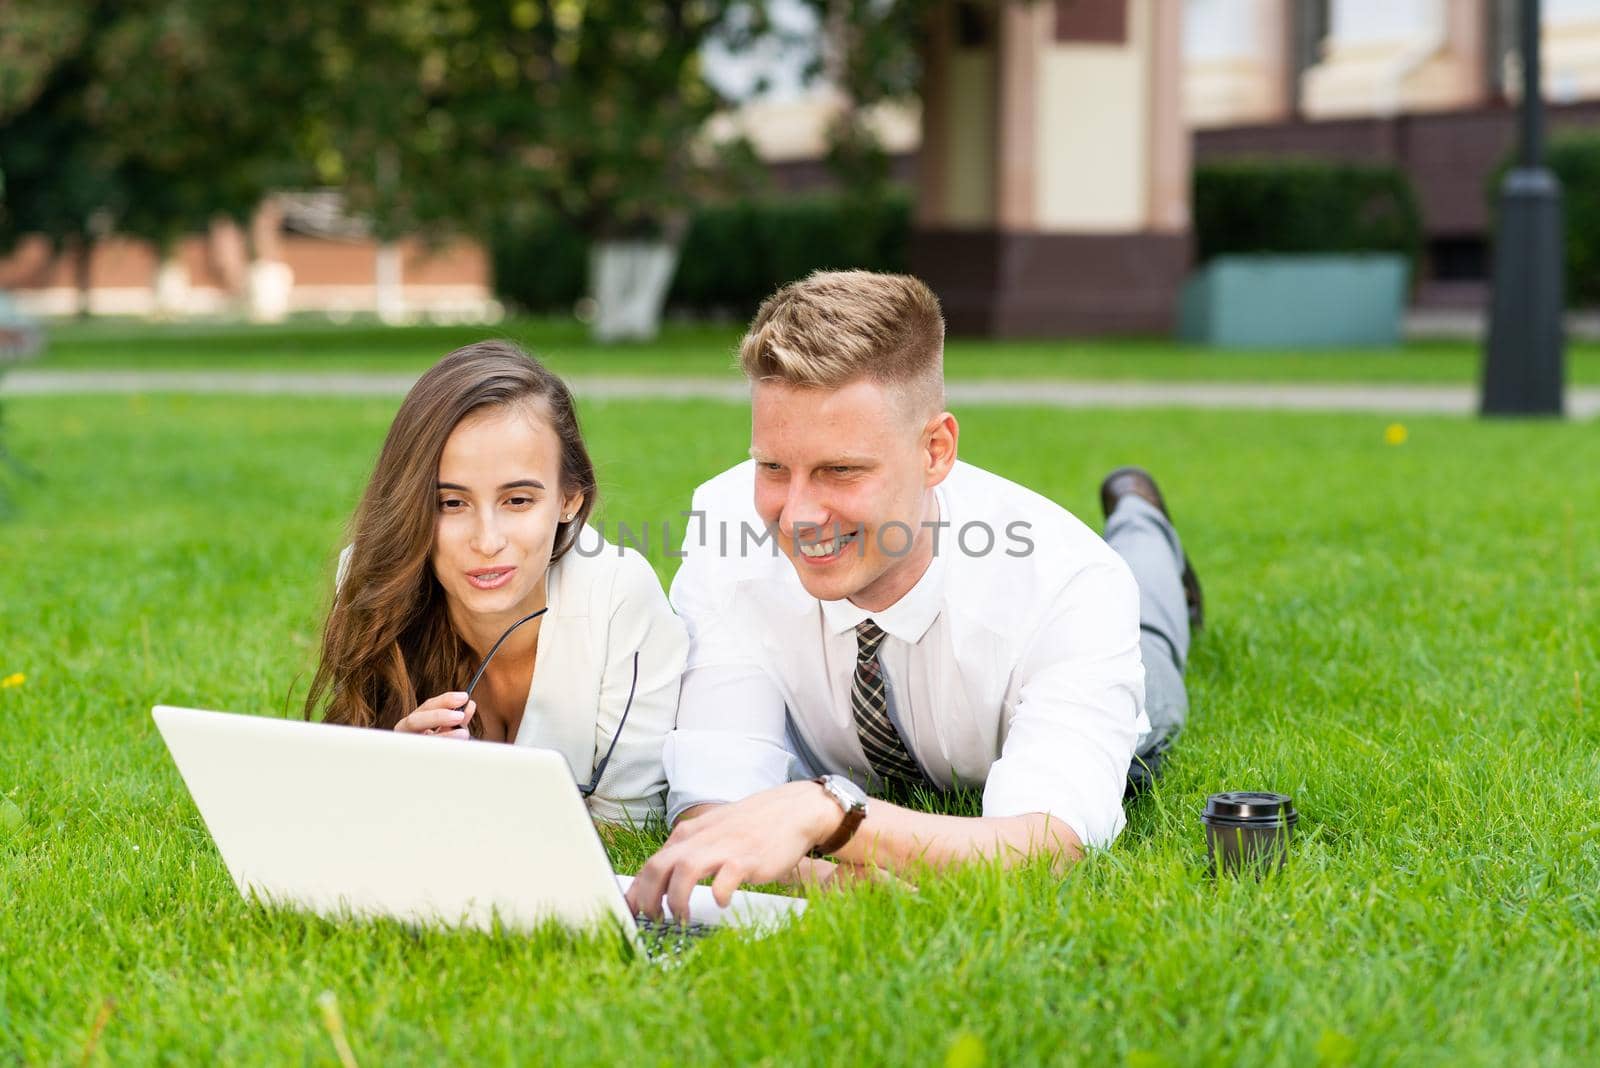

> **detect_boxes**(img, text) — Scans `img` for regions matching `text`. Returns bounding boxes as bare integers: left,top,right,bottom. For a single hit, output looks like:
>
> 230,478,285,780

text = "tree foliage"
797,0,932,197
0,0,933,261
298,0,773,243
0,2,115,258
0,0,317,256
86,2,321,248
0,4,92,123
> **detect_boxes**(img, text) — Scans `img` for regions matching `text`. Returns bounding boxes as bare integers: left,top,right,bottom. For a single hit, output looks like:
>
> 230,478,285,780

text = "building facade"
910,0,1189,334
759,0,1600,331
1187,0,1600,312
10,1,1600,329
0,194,497,324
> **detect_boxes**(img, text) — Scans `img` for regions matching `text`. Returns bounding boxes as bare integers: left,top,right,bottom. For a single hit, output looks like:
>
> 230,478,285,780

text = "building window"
1054,0,1126,45
1429,236,1491,283
955,1,994,49
1289,0,1331,116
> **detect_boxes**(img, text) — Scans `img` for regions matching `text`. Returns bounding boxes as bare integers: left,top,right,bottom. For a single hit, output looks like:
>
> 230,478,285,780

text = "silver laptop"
151,705,805,946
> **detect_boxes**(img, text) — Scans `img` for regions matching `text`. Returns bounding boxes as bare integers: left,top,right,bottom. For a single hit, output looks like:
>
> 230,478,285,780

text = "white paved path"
4,370,1598,418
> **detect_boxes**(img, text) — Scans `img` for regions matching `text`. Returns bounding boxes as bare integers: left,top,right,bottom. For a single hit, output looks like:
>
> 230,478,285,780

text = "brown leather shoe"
1099,466,1204,630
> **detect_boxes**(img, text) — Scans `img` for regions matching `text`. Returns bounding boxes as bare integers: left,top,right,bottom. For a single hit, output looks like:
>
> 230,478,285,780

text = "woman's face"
430,403,582,626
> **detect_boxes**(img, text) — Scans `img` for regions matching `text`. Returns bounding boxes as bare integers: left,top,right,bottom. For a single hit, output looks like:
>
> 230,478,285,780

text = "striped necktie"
851,619,925,785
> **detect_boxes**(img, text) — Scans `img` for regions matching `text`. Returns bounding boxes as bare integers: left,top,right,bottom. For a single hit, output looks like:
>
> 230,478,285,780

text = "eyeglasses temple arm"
583,651,639,797
458,607,549,710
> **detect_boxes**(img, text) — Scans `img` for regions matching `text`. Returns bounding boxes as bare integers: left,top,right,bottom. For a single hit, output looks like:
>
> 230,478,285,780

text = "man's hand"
624,781,843,920
789,856,913,891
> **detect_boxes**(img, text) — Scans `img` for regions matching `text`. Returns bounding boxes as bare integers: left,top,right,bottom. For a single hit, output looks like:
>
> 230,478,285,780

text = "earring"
563,513,574,521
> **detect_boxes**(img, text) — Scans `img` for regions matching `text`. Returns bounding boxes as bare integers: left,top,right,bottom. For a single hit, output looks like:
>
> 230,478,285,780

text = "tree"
302,0,773,338
0,2,123,316
0,0,936,337
0,4,94,122
87,3,320,237
83,1,322,315
1,1,321,316
800,0,932,199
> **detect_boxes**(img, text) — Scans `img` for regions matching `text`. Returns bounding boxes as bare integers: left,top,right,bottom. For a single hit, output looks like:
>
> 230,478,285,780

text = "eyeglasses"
458,608,640,798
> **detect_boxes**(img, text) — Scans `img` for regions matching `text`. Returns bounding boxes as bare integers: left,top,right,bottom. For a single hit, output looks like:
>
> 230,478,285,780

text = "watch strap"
810,776,867,858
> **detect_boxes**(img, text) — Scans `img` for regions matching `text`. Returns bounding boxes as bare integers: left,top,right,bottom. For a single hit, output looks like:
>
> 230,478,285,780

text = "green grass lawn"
3,392,1599,1063
24,315,1600,384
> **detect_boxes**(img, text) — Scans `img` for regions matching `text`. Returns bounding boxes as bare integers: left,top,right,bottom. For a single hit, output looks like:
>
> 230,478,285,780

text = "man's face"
750,378,954,610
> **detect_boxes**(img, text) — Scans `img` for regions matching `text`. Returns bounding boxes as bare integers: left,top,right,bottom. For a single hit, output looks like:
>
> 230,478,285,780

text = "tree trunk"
375,242,405,324
245,198,293,323
588,239,682,342
74,237,93,320
153,255,191,319
248,260,294,323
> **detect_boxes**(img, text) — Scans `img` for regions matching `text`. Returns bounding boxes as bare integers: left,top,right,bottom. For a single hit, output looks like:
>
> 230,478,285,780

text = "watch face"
827,774,869,810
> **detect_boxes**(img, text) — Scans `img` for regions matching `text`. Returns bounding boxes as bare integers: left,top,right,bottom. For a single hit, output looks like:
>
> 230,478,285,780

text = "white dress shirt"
662,460,1149,848
338,532,688,824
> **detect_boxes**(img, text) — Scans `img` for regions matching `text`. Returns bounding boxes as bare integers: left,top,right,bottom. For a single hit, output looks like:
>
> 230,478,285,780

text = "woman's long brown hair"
305,340,598,735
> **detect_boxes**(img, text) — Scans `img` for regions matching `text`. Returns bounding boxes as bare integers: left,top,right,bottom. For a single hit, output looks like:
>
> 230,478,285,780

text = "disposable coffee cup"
1201,791,1297,877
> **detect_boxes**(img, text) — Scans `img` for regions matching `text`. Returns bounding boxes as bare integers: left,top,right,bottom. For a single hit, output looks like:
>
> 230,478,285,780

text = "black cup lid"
1202,791,1296,823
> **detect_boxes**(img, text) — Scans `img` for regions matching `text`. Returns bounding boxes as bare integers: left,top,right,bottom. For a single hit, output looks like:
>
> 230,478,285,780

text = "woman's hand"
394,692,476,738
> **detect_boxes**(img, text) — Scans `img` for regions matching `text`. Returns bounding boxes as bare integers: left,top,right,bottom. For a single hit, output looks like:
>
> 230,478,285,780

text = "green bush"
487,211,589,315
1194,159,1423,271
1490,133,1600,307
671,191,911,315
489,191,913,316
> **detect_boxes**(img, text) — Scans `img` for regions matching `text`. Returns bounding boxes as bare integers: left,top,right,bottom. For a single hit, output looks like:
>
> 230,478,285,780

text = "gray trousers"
1103,496,1191,758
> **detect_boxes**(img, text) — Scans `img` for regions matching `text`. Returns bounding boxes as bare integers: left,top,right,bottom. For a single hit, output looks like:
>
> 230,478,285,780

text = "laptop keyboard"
634,913,716,952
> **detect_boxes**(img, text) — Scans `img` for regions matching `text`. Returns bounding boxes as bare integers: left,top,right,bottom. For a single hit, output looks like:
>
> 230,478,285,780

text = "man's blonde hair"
739,270,946,417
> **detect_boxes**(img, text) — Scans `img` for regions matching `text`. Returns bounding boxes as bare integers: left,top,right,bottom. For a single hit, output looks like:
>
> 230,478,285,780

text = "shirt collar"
818,483,950,645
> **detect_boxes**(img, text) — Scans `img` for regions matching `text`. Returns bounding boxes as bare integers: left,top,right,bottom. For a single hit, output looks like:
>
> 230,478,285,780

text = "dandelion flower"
1384,423,1408,446
0,673,24,689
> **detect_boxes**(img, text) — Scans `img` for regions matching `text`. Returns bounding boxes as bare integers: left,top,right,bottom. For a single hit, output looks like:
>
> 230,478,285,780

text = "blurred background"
2,0,1600,346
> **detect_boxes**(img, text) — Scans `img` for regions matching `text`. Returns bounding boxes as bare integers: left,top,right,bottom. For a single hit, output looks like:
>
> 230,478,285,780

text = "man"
626,271,1200,919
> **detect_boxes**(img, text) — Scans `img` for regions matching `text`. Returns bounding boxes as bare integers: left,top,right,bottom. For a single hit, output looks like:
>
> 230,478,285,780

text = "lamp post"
1481,0,1565,416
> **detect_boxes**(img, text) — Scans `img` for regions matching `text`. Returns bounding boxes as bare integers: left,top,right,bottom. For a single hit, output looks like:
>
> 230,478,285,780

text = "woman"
305,340,687,824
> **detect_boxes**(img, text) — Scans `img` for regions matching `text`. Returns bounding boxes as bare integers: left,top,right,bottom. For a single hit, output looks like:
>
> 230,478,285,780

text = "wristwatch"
810,774,869,858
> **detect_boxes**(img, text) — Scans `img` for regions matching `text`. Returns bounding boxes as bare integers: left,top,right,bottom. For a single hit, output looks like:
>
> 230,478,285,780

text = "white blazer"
337,530,688,824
